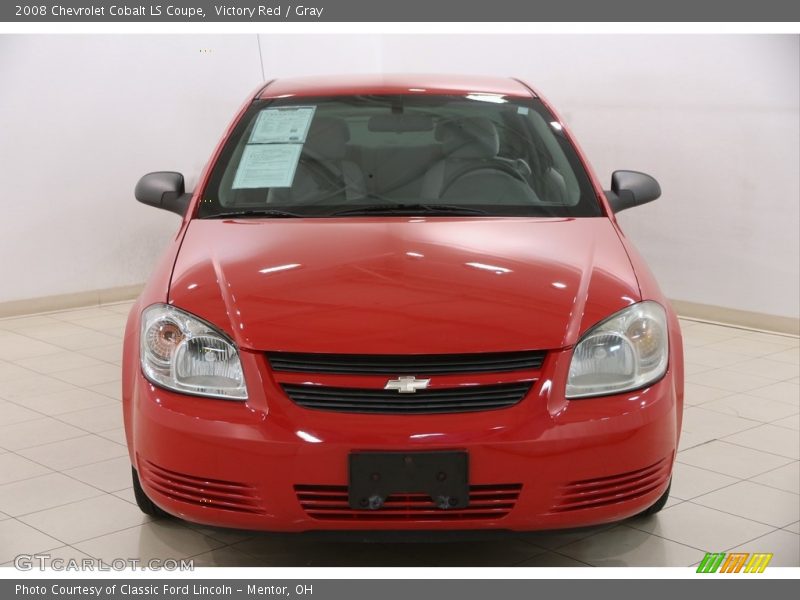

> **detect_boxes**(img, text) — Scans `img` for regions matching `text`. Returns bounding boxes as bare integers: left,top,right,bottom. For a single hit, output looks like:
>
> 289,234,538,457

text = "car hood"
169,217,640,353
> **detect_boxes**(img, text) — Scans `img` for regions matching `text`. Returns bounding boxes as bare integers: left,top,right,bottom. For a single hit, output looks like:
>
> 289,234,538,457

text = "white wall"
0,35,262,301
1,34,797,320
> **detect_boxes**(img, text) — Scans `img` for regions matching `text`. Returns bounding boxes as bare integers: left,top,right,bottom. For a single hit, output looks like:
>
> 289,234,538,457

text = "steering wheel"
439,160,529,198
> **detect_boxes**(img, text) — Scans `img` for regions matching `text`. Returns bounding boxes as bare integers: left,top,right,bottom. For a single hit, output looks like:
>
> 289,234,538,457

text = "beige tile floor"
0,304,797,567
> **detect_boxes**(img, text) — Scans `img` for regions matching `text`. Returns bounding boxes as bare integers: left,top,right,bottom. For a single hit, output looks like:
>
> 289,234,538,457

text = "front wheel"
131,466,171,518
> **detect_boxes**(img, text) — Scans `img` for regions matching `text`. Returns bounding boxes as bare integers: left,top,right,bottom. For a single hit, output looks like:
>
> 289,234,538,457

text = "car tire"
637,481,671,517
131,466,171,518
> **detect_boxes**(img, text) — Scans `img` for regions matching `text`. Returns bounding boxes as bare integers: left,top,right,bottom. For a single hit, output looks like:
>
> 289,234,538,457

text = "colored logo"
696,552,773,573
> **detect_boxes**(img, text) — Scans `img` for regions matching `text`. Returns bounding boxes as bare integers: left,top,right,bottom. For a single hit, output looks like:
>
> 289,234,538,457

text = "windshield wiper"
204,209,306,219
329,203,490,217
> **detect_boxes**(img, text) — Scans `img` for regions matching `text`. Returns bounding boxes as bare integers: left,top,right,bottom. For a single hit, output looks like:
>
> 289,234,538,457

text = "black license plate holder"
348,451,469,510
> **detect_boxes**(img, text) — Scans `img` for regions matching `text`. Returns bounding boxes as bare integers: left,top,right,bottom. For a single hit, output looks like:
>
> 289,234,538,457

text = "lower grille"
551,456,672,513
140,459,264,515
296,484,522,521
282,382,533,414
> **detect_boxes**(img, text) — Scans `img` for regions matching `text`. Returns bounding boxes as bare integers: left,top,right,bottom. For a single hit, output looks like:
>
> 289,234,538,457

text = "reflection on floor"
0,304,797,567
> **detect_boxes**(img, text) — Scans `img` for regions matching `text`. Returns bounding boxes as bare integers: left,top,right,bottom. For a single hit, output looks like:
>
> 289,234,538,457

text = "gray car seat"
419,117,536,203
268,116,367,204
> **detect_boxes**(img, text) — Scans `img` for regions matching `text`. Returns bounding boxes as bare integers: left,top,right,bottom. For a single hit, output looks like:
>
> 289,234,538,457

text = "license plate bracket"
348,451,469,510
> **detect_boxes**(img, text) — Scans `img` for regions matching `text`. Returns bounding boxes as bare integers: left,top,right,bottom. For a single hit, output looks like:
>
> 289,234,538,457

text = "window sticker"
232,144,303,189
249,106,317,144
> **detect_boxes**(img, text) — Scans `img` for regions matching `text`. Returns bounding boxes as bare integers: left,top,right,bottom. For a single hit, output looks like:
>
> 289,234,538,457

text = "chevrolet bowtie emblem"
384,375,431,393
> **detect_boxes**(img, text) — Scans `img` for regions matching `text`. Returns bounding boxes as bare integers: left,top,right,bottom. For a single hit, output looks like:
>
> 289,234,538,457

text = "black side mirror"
135,172,192,216
604,170,661,213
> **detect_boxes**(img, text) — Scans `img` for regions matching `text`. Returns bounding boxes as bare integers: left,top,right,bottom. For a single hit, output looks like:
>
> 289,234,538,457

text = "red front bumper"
124,348,681,532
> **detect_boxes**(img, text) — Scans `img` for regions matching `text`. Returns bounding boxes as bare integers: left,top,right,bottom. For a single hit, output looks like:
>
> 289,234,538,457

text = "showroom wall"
0,34,798,325
0,35,263,306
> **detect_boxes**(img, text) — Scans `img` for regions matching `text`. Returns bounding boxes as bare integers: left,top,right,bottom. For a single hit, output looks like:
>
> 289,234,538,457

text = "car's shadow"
169,520,616,567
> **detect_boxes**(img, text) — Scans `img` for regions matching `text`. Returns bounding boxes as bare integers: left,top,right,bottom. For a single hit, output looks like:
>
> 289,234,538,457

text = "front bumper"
124,348,681,532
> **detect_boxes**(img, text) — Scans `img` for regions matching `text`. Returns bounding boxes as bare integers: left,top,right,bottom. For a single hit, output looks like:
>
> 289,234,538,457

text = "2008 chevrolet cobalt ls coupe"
123,74,684,532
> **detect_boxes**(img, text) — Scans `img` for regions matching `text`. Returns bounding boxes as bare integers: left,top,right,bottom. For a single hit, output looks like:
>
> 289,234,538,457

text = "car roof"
256,74,537,99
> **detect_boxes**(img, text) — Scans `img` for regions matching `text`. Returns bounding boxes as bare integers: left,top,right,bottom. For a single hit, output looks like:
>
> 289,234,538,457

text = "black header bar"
3,0,800,22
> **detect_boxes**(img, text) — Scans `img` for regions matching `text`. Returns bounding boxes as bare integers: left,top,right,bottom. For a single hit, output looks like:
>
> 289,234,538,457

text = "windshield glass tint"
199,95,601,218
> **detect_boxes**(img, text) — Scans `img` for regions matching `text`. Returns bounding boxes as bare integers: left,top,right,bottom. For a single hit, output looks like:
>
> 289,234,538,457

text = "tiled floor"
0,305,797,567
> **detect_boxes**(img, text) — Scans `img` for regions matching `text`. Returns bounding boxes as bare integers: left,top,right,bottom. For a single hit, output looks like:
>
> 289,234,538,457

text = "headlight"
140,304,247,400
566,301,668,399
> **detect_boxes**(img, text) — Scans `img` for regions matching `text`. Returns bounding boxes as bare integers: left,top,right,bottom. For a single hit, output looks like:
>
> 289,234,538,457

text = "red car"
123,74,684,532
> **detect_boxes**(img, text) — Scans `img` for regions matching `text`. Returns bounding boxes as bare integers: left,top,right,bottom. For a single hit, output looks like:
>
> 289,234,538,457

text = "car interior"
216,101,584,211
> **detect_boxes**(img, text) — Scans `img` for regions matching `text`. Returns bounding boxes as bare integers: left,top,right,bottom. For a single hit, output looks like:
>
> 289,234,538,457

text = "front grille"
550,456,672,513
295,483,522,521
139,459,264,515
267,350,546,375
282,382,533,414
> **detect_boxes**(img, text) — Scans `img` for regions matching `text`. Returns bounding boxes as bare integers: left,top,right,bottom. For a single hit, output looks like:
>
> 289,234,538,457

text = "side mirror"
135,172,192,216
604,170,661,213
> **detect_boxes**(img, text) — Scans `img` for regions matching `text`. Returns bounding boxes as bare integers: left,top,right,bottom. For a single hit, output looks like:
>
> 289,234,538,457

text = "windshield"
199,95,602,218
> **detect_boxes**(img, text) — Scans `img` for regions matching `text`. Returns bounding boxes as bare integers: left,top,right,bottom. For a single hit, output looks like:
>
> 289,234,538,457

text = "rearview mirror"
135,172,192,216
368,114,434,132
604,170,661,213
